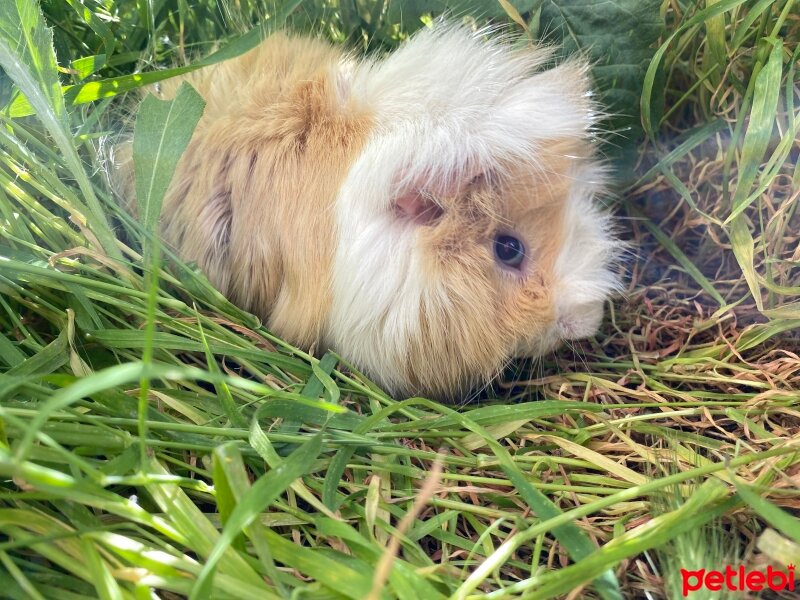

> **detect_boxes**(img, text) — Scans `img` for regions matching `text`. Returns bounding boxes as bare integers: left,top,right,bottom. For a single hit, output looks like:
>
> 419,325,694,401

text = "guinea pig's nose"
557,302,604,341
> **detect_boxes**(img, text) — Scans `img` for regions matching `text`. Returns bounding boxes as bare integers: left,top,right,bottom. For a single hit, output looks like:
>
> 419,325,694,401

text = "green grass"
1,1,799,598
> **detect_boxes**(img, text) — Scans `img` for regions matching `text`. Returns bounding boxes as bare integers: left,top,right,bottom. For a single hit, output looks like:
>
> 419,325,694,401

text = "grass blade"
132,82,205,233
0,0,119,260
733,478,800,545
725,37,785,222
191,433,324,599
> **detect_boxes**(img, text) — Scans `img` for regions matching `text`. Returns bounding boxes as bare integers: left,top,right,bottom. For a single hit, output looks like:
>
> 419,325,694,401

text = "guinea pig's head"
328,24,621,398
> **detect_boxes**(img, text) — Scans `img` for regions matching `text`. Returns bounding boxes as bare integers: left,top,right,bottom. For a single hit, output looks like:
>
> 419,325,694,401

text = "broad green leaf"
133,82,205,233
537,0,663,167
9,64,198,116
0,1,62,123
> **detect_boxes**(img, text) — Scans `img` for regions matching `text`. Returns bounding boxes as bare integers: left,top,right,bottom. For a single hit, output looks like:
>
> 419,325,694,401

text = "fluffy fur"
116,24,621,399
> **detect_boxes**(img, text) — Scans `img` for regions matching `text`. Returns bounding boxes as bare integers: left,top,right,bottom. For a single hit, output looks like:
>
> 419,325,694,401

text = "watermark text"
680,565,795,596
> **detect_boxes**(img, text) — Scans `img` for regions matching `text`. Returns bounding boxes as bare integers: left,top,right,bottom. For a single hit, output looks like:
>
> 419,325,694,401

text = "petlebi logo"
680,564,795,596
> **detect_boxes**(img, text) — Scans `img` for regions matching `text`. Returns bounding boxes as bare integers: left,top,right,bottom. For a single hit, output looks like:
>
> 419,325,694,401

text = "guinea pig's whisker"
507,358,531,397
563,339,590,373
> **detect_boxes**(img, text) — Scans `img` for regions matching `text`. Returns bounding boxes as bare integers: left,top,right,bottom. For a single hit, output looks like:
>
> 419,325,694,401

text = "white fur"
549,162,622,348
328,24,617,392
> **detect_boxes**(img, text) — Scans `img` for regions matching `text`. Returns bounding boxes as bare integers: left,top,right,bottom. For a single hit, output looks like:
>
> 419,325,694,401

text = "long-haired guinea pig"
116,23,621,399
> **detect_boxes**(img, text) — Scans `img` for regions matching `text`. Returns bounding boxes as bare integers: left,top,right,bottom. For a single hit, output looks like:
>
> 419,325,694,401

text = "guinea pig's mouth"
515,302,605,358
556,301,605,341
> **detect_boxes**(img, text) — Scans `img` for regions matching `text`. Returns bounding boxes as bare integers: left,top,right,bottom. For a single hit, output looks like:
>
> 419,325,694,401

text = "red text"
680,565,795,596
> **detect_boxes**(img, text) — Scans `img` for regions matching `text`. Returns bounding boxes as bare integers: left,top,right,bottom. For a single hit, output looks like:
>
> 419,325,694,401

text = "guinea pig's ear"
393,188,444,226
390,164,485,226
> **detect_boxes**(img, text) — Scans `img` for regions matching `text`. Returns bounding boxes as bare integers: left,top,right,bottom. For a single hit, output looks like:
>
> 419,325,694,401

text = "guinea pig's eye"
494,234,525,269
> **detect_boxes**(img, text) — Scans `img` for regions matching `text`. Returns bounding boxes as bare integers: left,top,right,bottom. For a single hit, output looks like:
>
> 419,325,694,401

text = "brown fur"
121,35,372,347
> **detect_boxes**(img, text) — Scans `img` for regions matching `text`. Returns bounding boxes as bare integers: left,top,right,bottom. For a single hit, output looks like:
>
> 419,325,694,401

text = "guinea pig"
116,23,621,399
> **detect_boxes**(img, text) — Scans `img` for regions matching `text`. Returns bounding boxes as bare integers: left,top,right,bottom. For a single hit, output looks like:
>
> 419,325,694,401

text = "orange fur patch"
135,35,372,347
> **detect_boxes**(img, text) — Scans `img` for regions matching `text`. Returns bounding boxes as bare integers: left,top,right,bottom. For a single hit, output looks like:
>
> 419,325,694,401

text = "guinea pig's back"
154,34,345,122
120,34,373,348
